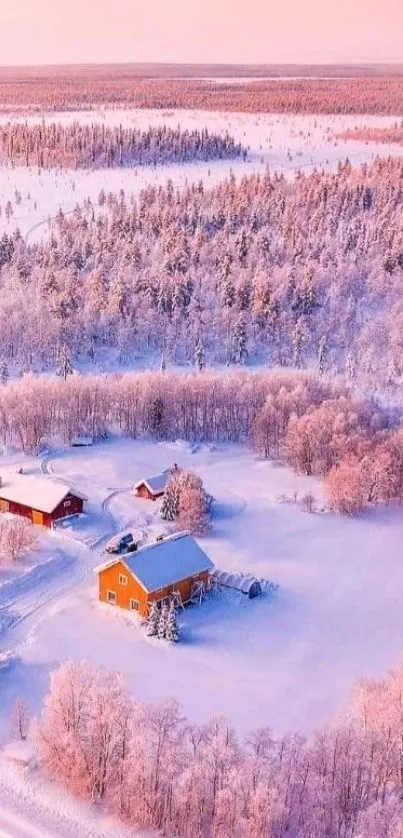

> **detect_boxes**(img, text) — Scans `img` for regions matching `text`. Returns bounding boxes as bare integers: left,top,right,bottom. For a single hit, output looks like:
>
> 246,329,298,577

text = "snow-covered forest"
338,122,403,145
1,58,403,834
1,156,403,385
33,657,403,837
1,368,403,515
0,71,403,114
0,121,245,169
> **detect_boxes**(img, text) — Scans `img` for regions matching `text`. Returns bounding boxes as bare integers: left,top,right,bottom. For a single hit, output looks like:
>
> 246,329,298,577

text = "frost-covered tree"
56,344,74,381
194,337,205,371
165,599,179,643
157,601,169,640
147,602,160,637
0,360,9,384
10,697,30,741
160,477,180,521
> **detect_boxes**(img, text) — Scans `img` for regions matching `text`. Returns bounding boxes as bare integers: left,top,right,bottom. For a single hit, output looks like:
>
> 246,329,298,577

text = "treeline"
1,158,403,385
1,76,403,114
35,658,403,837
0,121,245,170
2,369,403,515
338,122,403,145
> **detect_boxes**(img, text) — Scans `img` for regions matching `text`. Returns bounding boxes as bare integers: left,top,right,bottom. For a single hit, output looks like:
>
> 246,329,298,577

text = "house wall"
0,492,83,528
98,563,210,618
52,493,84,522
98,561,148,616
147,571,210,610
135,483,162,501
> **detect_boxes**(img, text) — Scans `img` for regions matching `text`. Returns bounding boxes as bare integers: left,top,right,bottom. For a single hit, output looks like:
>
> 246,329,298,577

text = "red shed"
133,472,170,501
0,473,87,527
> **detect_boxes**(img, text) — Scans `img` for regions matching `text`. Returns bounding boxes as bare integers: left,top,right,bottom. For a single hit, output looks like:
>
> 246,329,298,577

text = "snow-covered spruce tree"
147,602,160,637
232,316,248,365
149,396,165,438
0,360,9,384
165,599,179,643
157,601,169,640
160,476,180,521
194,337,205,371
56,344,74,381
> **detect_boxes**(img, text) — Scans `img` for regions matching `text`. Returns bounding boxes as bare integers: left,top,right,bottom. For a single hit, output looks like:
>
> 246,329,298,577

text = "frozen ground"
0,436,402,747
0,109,401,241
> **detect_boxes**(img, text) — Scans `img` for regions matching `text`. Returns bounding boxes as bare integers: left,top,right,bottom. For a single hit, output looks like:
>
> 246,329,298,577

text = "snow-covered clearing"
0,759,137,837
0,109,401,240
0,436,402,747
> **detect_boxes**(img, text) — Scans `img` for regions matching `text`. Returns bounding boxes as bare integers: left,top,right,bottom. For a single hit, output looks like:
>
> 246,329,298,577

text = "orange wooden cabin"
94,531,214,618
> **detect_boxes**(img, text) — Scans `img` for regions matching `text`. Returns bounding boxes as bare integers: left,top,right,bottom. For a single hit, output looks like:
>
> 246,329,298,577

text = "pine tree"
317,337,327,375
292,319,305,369
165,599,179,643
147,602,160,637
56,345,73,381
0,360,9,385
150,396,164,437
346,352,356,381
194,337,205,371
160,477,180,521
233,317,248,364
157,601,169,640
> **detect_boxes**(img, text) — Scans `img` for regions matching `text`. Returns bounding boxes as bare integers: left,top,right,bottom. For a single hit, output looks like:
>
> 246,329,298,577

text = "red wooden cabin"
0,473,87,527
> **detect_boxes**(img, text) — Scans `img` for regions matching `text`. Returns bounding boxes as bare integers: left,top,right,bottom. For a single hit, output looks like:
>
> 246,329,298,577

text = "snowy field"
1,436,403,748
0,108,401,241
0,104,403,832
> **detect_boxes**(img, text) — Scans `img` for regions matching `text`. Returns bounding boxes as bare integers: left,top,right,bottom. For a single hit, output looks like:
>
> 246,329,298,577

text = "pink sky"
0,0,402,66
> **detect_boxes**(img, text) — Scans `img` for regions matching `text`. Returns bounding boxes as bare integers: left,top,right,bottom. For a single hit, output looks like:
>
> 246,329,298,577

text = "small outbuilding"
94,530,214,618
211,569,263,598
133,472,170,501
0,472,87,527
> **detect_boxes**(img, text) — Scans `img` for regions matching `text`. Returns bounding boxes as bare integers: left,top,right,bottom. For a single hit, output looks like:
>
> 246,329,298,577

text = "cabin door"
32,510,44,526
0,499,9,513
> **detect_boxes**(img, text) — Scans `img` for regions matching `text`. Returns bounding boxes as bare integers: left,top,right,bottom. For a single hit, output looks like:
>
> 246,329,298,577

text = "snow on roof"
0,472,87,514
94,531,214,593
133,472,169,495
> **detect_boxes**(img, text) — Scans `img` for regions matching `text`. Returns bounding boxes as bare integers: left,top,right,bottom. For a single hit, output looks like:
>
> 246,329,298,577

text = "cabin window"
64,499,71,508
130,599,139,611
118,574,128,586
107,590,116,604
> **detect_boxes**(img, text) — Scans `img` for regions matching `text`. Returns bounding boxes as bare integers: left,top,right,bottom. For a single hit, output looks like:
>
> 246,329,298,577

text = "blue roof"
122,531,214,593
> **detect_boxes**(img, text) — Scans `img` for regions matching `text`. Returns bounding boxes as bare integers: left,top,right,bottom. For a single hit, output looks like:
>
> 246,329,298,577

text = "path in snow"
0,760,135,838
0,447,134,652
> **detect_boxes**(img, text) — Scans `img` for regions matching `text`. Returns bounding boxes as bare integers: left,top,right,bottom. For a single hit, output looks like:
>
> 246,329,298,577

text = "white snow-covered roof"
133,472,169,495
0,472,87,514
94,531,214,593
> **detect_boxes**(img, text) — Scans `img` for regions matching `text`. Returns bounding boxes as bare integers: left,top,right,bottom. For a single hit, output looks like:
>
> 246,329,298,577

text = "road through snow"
0,449,139,837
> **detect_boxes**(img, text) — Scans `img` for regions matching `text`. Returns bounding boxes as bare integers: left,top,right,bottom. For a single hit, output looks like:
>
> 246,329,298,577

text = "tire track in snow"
1,449,134,645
